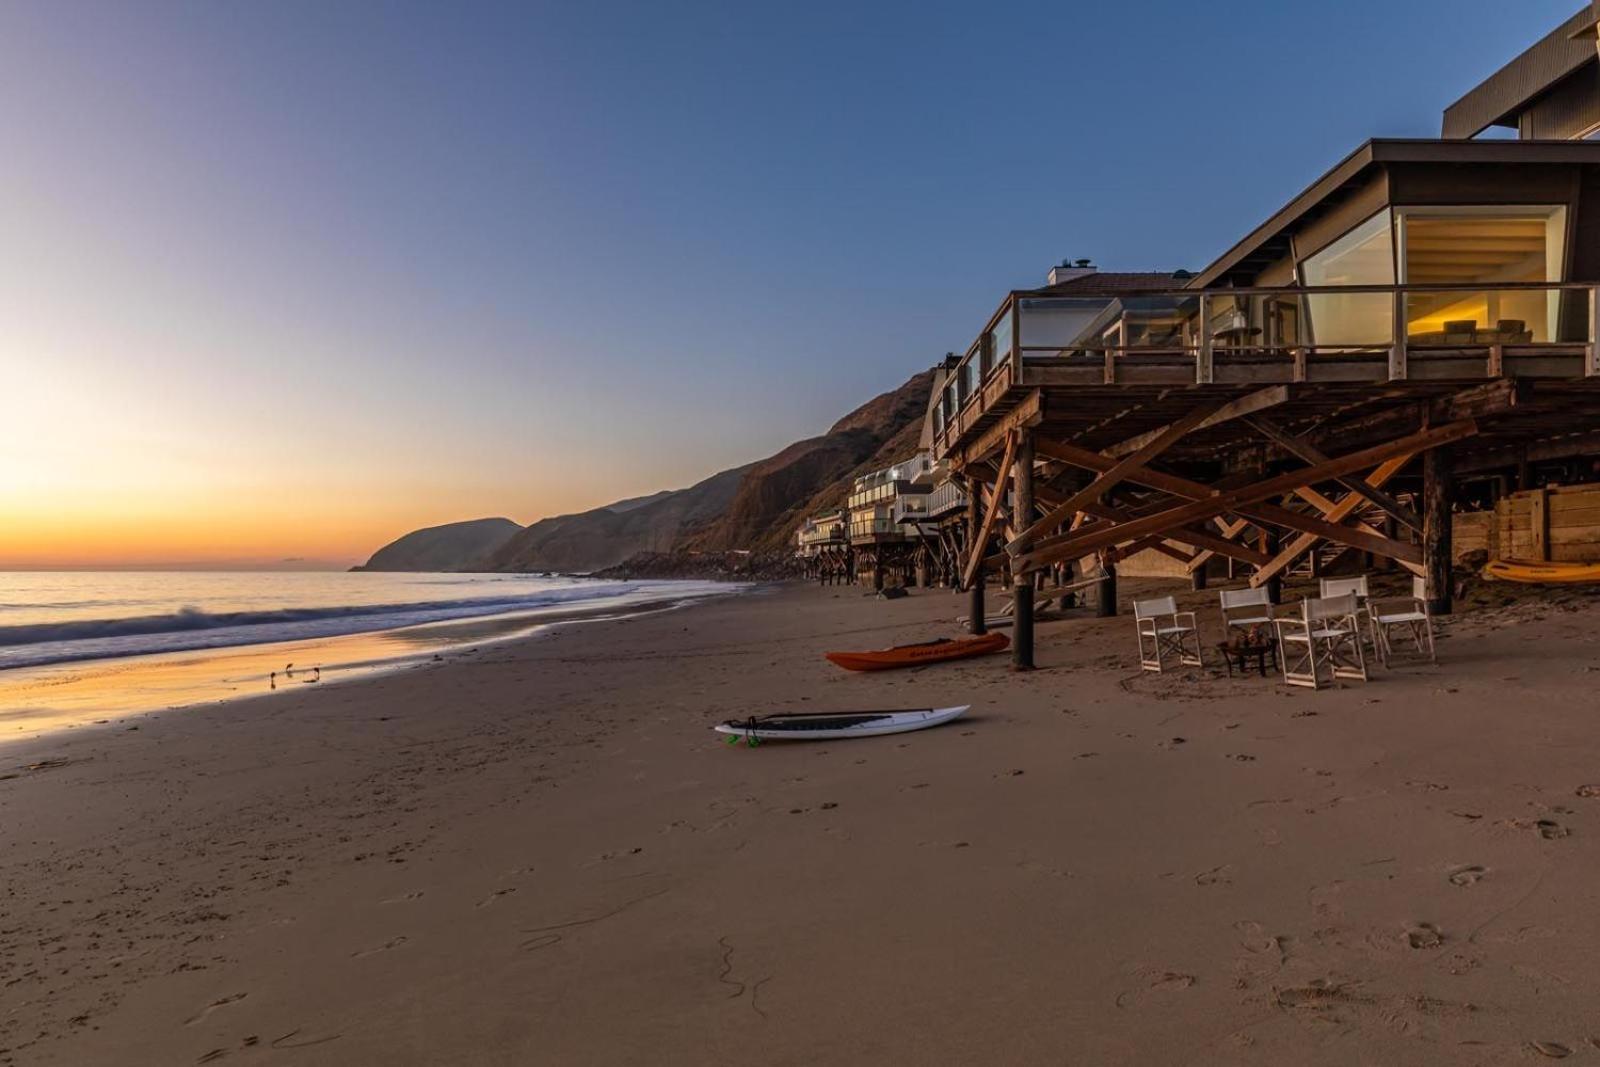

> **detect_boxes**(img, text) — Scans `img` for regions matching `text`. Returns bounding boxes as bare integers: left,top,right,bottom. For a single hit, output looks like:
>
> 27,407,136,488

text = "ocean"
0,570,735,672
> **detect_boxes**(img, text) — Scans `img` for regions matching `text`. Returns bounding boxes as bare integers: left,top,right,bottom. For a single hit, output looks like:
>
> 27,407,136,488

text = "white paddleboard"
715,705,968,741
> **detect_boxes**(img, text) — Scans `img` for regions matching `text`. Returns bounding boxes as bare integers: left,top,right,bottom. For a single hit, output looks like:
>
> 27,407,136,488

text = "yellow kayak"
1484,559,1600,584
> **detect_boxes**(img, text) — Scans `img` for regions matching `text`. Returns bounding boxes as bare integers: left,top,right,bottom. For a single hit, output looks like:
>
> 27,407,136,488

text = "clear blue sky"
0,0,1578,564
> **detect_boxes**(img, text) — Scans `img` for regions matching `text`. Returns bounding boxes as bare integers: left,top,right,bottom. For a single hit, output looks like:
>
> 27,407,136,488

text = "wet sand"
3,579,1600,1065
0,593,721,737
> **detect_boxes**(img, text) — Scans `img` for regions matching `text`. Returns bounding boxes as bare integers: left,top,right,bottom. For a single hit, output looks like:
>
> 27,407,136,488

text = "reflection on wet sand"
0,595,702,741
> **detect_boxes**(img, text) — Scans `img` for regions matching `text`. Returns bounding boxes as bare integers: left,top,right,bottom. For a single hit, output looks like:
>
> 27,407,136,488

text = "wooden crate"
1491,482,1600,563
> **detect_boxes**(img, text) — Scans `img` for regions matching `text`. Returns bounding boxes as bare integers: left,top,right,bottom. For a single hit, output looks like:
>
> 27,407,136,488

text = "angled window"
1397,205,1567,342
1300,209,1395,348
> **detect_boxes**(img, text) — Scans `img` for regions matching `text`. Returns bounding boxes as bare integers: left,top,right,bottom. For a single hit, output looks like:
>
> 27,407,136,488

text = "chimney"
1047,257,1098,286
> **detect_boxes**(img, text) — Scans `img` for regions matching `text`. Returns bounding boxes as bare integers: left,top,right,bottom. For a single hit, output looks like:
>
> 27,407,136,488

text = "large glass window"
1397,205,1567,342
1301,209,1395,347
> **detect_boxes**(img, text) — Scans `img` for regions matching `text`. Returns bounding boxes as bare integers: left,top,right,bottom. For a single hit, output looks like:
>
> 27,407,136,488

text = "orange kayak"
825,633,1010,672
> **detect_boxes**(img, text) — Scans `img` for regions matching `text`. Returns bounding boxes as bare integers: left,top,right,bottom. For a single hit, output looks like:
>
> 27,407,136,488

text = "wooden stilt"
1097,559,1118,618
965,477,986,635
1263,531,1282,605
1012,432,1035,670
1424,445,1454,615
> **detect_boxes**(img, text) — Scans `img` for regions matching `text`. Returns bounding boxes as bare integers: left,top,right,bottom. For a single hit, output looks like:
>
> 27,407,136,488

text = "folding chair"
1319,575,1373,650
1369,576,1436,667
1219,587,1275,640
1274,593,1368,690
1133,595,1203,673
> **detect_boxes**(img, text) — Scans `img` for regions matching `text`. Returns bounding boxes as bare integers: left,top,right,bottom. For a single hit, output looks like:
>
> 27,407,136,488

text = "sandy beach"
4,579,1600,1065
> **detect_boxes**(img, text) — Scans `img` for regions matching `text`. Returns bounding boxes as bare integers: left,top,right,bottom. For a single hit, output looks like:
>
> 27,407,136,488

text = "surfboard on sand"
714,705,968,742
824,633,1008,672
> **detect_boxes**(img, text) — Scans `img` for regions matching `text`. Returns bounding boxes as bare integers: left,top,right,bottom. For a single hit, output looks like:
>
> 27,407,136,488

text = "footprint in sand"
1530,1040,1572,1058
1448,865,1486,887
1537,819,1571,840
1406,923,1444,950
269,1030,341,1050
1113,969,1195,1008
351,935,408,958
381,891,425,904
1233,920,1289,963
184,993,248,1026
477,888,517,908
1575,784,1600,799
520,933,562,952
1195,865,1233,887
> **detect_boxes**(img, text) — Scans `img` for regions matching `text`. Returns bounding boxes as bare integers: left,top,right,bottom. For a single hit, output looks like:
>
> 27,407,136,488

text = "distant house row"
793,452,968,588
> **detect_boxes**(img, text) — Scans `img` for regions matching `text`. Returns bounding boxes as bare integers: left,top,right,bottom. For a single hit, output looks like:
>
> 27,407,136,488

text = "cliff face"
352,517,522,572
481,464,753,574
358,367,937,576
682,369,935,555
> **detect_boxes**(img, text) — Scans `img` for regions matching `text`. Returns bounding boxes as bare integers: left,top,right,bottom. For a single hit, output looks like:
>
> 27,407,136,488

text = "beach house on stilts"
928,1,1600,671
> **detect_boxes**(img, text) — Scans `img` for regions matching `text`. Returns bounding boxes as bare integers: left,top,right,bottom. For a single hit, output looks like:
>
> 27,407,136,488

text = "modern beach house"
928,2,1600,670
845,453,938,589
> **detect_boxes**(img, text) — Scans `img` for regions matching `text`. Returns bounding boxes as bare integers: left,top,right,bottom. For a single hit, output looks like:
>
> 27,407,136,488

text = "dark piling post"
965,477,986,634
1096,559,1118,618
1424,445,1454,615
1011,432,1035,670
1262,531,1282,605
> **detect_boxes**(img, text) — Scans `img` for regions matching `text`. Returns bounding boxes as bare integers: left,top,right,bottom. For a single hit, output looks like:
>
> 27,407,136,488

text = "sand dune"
2,581,1600,1064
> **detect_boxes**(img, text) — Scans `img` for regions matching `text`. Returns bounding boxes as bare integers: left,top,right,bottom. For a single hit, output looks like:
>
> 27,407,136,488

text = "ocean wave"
0,587,648,648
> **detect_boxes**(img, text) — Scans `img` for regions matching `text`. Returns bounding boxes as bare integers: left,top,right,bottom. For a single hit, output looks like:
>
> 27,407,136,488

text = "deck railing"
930,281,1600,451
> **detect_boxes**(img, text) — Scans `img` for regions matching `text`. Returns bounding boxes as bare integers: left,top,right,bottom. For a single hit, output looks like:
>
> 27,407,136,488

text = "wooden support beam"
962,432,1017,590
1079,504,1271,567
1032,436,1414,566
1184,517,1253,573
1105,385,1290,458
1111,535,1195,565
1246,415,1422,532
1248,498,1422,565
1013,420,1477,573
957,390,1042,468
1289,486,1395,547
1012,397,1232,553
1248,454,1420,586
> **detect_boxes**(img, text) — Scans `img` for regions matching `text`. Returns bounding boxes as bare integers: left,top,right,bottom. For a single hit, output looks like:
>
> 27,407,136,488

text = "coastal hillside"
359,368,936,576
679,368,935,555
481,464,754,574
352,517,522,572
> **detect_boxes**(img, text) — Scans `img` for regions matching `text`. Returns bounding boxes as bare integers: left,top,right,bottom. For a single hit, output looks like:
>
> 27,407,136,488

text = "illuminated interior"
1398,205,1566,342
1298,204,1570,346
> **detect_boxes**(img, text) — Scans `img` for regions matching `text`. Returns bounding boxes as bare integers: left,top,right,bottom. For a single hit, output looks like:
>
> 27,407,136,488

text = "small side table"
1217,638,1277,677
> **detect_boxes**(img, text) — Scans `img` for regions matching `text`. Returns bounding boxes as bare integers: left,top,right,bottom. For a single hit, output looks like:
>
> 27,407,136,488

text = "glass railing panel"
1119,294,1201,349
1302,292,1394,349
1016,296,1116,351
989,310,1014,365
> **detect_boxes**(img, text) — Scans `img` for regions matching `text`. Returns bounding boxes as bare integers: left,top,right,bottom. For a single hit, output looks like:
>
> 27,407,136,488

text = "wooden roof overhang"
1188,139,1600,290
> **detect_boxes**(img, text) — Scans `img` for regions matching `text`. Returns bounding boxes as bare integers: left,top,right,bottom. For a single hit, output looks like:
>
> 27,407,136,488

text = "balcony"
931,282,1600,460
925,479,967,519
